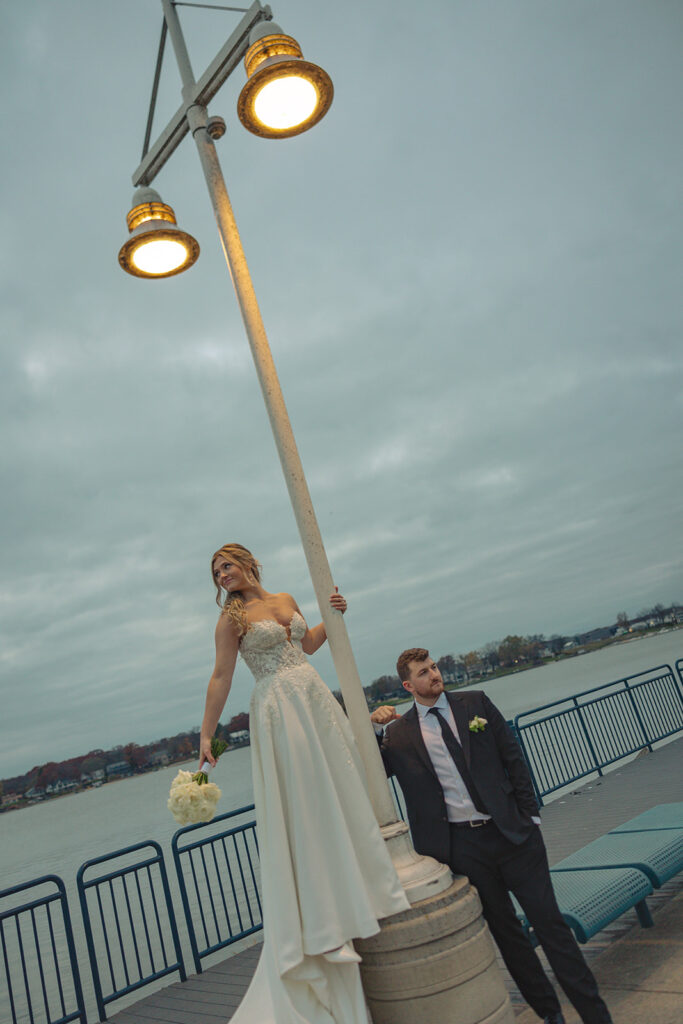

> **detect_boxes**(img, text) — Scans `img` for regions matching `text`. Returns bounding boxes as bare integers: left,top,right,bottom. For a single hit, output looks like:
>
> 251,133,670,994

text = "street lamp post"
119,4,513,1022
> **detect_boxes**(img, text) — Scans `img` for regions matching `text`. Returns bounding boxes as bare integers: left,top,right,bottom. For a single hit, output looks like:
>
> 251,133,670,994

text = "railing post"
76,863,107,1022
57,878,88,1024
512,718,544,807
675,658,683,688
624,678,653,752
573,695,604,777
157,846,187,984
170,839,202,975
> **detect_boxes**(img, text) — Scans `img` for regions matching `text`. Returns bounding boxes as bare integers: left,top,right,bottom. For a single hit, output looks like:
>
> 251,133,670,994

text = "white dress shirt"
376,694,541,826
414,694,491,824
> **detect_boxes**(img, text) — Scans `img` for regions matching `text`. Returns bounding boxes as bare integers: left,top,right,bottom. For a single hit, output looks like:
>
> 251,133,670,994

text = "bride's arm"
292,588,347,655
199,616,240,768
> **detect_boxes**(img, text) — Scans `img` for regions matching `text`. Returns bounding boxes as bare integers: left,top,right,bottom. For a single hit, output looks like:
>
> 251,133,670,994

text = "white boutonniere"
469,715,487,733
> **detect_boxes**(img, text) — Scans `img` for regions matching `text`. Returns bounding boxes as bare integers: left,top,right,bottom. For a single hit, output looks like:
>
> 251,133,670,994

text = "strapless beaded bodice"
240,611,308,683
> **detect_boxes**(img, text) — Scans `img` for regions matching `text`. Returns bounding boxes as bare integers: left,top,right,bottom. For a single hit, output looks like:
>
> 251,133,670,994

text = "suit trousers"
449,822,612,1024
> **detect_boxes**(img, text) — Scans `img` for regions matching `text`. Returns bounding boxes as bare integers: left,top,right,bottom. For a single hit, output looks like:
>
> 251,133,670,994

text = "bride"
199,543,409,1024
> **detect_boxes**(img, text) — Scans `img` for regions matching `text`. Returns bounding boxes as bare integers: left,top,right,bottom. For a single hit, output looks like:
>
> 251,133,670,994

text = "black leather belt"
450,818,492,829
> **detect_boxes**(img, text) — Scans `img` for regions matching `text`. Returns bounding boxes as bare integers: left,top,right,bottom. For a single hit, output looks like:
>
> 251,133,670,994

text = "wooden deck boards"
107,944,261,1023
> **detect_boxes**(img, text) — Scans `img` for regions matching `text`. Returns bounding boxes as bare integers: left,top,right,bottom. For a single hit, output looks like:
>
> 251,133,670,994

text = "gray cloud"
1,1,682,778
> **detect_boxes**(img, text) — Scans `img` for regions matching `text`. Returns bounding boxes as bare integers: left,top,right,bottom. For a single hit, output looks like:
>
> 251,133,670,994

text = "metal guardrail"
76,841,185,1020
171,806,262,974
0,875,86,1024
171,787,408,975
514,663,683,804
5,658,682,1019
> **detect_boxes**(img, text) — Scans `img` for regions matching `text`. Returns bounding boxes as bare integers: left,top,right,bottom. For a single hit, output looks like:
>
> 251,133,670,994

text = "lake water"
2,629,682,891
1,629,681,1022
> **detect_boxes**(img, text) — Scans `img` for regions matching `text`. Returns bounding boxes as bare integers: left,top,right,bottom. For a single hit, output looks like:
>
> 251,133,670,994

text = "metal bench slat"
551,829,683,888
512,866,653,944
548,867,653,942
610,802,683,833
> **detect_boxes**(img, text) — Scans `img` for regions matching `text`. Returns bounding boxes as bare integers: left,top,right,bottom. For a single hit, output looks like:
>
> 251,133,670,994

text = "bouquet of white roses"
167,737,228,825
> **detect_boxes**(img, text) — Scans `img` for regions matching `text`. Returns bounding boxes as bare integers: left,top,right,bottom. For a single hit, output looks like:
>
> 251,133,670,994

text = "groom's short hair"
396,647,430,683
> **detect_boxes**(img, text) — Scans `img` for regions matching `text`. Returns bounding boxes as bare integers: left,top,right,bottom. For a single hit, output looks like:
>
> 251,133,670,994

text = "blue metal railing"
171,805,262,974
4,656,682,1019
171,785,408,975
0,875,86,1024
76,841,185,1020
514,664,683,804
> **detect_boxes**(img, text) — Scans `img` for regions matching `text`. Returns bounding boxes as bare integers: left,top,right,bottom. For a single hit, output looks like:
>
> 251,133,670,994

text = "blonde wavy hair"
211,543,262,637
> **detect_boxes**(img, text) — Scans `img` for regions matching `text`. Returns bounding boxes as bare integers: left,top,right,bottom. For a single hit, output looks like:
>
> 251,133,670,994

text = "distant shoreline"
4,625,680,808
0,739,251,814
367,625,683,710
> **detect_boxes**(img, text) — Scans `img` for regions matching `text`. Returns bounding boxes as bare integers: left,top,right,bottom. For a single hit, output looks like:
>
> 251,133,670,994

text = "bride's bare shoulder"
216,608,238,630
214,609,241,647
282,593,304,615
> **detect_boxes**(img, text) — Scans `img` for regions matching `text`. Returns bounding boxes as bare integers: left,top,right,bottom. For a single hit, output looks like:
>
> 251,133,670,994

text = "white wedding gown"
230,611,409,1024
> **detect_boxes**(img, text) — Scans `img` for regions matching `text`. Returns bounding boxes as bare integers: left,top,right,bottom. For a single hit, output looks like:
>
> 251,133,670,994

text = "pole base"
356,875,514,1024
381,819,455,902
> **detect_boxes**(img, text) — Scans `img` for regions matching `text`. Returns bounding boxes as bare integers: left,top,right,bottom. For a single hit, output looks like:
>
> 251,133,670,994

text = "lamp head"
118,187,200,278
237,22,333,139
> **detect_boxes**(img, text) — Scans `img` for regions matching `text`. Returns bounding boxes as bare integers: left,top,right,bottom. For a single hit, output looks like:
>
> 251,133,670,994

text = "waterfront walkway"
110,736,683,1024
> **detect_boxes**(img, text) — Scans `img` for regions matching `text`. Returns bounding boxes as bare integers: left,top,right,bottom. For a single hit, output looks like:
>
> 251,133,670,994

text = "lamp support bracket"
132,0,272,186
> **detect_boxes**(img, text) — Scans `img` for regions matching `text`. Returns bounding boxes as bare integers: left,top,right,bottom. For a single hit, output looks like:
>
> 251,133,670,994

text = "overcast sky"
1,1,681,780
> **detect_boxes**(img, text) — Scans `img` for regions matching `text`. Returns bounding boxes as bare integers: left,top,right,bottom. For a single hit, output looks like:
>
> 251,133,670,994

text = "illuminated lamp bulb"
237,22,333,139
118,187,199,279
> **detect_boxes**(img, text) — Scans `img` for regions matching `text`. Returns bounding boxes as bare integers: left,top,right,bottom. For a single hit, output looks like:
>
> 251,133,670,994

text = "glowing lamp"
118,187,199,278
237,22,333,139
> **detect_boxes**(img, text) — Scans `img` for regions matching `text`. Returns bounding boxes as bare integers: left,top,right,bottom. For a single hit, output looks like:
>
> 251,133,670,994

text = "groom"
371,647,612,1024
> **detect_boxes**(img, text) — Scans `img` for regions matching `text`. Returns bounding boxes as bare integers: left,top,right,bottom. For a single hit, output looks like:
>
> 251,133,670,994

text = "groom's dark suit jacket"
379,690,540,864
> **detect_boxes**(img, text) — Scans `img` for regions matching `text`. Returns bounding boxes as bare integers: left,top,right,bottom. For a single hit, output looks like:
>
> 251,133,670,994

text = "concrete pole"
159,4,513,1020
159,0,446,892
161,0,388,813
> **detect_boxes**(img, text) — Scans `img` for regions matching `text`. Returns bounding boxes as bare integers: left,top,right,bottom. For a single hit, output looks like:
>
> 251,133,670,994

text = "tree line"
1,712,250,805
361,601,681,702
4,601,678,805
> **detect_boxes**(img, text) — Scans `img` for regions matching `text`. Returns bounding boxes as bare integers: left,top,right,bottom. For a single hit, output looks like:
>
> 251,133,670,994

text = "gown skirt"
229,612,409,1024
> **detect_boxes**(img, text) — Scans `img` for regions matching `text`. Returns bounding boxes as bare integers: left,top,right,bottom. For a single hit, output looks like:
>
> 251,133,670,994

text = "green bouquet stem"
193,736,229,784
